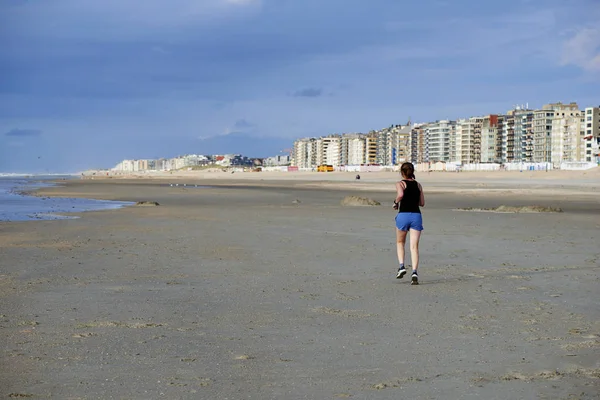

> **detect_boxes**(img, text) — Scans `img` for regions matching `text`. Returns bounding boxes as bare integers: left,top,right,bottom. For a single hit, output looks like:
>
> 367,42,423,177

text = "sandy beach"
1,171,599,399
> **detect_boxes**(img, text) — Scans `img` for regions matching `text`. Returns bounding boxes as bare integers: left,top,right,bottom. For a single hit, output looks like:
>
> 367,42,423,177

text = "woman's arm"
418,183,425,207
394,181,405,204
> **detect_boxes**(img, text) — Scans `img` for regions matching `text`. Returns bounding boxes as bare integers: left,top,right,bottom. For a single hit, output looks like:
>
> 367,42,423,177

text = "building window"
588,123,592,128
587,109,593,114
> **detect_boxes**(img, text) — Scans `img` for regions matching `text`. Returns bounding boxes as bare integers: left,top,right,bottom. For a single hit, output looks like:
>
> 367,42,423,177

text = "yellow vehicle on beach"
317,165,334,172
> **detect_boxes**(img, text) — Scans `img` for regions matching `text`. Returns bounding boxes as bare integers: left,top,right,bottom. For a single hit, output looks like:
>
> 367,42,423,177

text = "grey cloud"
233,119,255,129
292,88,323,98
5,128,42,137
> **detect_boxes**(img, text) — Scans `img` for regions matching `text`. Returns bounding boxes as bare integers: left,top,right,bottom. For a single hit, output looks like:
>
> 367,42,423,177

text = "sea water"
0,174,134,222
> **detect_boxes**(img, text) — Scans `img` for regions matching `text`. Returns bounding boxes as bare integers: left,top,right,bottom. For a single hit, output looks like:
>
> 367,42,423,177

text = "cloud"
1,0,598,173
5,128,42,137
561,28,600,72
200,118,257,139
292,88,323,98
233,118,255,129
1,0,263,41
224,0,260,4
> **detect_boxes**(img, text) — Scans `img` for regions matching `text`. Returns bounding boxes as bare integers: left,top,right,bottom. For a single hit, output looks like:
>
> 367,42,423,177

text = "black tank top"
399,180,421,214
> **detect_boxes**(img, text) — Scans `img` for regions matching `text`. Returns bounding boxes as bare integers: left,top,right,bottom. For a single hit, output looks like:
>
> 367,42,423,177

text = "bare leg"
409,229,422,271
396,229,407,265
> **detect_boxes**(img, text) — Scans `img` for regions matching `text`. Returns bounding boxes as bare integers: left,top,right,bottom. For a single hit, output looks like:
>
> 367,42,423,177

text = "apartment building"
370,124,411,165
264,155,291,166
480,115,502,163
374,128,390,165
317,135,341,166
365,132,378,164
503,107,534,163
112,159,157,171
426,120,456,162
113,159,135,172
292,138,318,168
549,107,585,165
339,135,350,166
288,101,598,169
502,113,515,162
393,125,412,164
153,158,166,171
522,112,535,162
410,126,426,164
342,134,367,165
457,117,483,164
584,106,600,163
453,120,464,164
375,126,394,165
533,106,554,163
533,102,578,164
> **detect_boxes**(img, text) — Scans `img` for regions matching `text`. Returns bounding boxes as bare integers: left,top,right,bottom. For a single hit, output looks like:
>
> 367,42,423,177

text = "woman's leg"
409,228,422,271
396,228,407,266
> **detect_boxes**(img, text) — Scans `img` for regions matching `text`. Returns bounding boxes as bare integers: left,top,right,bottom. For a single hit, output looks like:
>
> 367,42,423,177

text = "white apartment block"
318,136,341,166
173,157,187,170
426,120,455,163
342,134,366,165
454,120,465,164
533,102,579,164
112,159,155,172
584,106,600,163
264,155,291,166
550,108,585,165
112,159,135,172
292,138,318,168
113,154,210,172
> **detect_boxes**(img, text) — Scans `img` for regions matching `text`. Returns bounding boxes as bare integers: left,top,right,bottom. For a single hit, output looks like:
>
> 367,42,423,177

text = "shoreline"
29,175,600,218
33,167,600,202
0,177,134,222
82,167,600,181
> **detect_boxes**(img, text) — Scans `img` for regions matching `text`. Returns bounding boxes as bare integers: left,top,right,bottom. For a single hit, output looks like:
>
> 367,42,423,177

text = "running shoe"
411,270,419,285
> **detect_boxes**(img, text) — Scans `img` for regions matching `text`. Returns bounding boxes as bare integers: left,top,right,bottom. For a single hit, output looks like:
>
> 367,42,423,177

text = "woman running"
393,162,425,285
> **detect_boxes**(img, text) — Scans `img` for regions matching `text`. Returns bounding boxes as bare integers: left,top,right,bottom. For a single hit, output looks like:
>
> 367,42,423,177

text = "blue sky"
1,0,599,172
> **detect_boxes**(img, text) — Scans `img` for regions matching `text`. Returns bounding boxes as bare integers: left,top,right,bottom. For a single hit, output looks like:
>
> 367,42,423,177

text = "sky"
1,0,599,173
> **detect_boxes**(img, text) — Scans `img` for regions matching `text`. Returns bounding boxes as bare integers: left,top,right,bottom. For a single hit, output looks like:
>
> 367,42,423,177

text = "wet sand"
1,176,599,399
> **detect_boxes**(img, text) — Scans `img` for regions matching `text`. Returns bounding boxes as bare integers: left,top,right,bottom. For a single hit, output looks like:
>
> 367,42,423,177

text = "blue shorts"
395,212,423,231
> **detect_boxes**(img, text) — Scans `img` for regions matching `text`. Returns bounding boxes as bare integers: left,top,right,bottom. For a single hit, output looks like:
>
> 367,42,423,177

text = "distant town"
111,102,600,173
113,153,290,173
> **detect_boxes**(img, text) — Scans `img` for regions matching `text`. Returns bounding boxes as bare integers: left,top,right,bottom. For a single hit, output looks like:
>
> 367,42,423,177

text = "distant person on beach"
393,162,425,285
